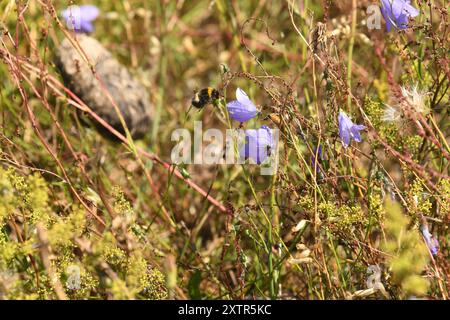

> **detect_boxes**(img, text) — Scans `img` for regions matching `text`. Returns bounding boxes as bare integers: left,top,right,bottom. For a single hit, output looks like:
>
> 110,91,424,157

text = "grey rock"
55,34,153,139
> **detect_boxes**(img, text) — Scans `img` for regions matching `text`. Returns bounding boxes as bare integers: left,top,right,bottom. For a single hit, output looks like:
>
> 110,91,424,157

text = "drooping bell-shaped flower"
421,224,439,256
239,126,273,165
380,0,419,32
62,5,100,33
227,88,258,122
338,111,366,148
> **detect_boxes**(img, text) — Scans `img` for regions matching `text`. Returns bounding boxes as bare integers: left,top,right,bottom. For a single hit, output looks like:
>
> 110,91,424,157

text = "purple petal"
381,0,403,31
431,238,439,255
422,225,439,256
227,100,257,122
338,112,353,128
80,20,94,33
239,132,257,162
340,128,351,147
350,124,366,142
339,112,365,147
316,145,324,161
258,125,273,149
380,4,394,32
79,5,100,21
240,126,273,164
338,112,352,147
404,3,419,17
62,5,99,33
396,14,410,29
62,7,74,20
380,0,419,31
62,6,81,30
236,88,256,109
391,0,406,19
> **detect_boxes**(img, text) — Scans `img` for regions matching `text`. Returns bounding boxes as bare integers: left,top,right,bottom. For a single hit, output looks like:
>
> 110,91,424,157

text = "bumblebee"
191,87,219,108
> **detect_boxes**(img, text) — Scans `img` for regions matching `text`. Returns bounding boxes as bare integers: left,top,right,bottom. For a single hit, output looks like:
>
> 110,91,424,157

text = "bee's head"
209,88,220,100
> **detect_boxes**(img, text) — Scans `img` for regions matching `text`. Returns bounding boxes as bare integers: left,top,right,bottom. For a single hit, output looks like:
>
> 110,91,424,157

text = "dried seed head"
401,85,429,115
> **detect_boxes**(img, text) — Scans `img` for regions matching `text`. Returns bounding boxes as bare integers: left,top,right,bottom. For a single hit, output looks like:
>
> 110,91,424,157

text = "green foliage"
0,165,167,299
368,185,385,222
406,179,433,221
438,179,450,217
364,97,399,147
383,199,429,297
321,201,366,232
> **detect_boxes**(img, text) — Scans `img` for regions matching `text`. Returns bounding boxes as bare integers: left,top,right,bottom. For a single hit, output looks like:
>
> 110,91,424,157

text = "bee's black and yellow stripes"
191,87,219,108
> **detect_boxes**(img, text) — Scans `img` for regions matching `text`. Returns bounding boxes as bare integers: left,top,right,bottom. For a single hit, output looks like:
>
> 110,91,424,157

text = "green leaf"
188,270,203,299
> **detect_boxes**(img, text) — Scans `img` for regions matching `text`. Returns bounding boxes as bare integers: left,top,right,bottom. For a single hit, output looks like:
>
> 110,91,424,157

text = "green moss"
144,267,167,300
93,232,127,267
26,173,52,223
126,253,167,299
295,194,314,211
110,278,133,299
438,179,450,217
402,135,423,159
373,78,389,102
48,207,86,248
0,233,18,270
315,200,367,232
0,166,165,299
364,96,399,147
112,186,134,218
406,179,432,220
368,185,385,222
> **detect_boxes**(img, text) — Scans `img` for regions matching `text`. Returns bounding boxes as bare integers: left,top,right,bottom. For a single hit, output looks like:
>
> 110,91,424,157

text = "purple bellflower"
62,5,100,33
421,224,439,256
240,126,273,165
227,88,258,122
380,0,419,32
338,111,366,148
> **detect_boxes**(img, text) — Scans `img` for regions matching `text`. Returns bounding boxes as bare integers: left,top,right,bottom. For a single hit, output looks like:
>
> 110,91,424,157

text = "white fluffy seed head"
401,85,429,115
381,104,402,123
